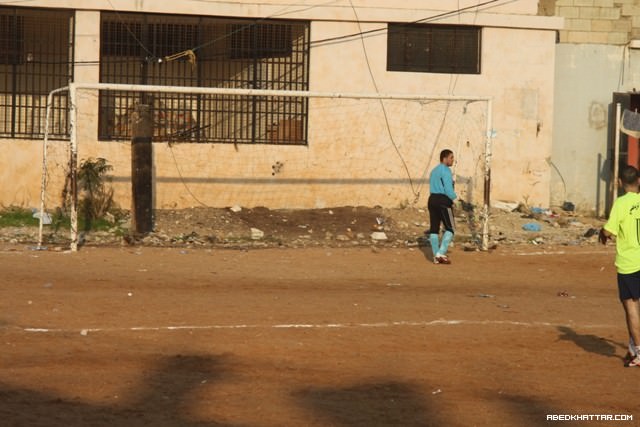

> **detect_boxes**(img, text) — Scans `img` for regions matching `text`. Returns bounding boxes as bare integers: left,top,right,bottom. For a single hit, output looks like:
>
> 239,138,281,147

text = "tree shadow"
485,391,566,426
293,380,442,426
556,326,625,361
0,354,244,427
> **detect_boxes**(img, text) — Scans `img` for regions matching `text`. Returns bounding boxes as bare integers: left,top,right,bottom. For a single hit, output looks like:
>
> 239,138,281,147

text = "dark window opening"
387,23,481,74
102,21,143,57
229,23,293,59
0,14,24,65
150,23,199,58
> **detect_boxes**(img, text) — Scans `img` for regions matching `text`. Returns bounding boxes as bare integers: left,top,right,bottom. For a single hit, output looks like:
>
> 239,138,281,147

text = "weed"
0,206,38,227
77,157,116,230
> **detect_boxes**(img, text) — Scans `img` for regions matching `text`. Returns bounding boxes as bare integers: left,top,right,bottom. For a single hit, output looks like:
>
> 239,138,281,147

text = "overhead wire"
347,0,421,203
99,0,349,208
13,0,512,66
311,0,506,47
187,0,342,56
99,0,215,208
105,0,155,58
55,0,502,208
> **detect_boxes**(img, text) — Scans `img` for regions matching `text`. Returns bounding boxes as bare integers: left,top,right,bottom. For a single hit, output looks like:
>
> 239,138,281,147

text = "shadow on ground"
557,326,626,361
293,380,443,427
0,354,241,427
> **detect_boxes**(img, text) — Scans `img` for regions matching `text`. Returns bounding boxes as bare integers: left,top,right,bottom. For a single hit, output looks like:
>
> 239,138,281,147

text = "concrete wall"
552,44,640,214
548,0,640,214
0,0,562,210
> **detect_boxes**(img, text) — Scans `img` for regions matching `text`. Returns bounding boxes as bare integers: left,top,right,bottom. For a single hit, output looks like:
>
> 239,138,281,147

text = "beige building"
0,1,561,211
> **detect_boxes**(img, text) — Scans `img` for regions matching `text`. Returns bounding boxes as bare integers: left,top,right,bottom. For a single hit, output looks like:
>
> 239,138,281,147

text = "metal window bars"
0,6,73,140
99,13,310,145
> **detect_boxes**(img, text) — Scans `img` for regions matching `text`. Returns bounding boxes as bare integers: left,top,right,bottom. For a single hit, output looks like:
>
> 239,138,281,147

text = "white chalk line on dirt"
510,249,612,256
13,319,617,334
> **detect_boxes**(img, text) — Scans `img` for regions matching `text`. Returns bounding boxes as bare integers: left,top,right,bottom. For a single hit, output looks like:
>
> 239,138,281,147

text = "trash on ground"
522,222,541,232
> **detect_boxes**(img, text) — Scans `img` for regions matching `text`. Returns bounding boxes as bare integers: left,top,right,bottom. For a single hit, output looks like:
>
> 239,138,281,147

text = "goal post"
38,82,493,251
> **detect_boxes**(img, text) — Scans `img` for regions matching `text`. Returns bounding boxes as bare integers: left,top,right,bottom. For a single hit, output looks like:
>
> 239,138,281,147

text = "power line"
4,0,510,67
347,0,420,201
190,0,342,54
105,0,154,57
311,0,505,47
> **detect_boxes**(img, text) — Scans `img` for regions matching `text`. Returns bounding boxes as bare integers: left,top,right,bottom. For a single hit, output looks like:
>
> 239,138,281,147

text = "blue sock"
439,230,454,256
429,233,440,258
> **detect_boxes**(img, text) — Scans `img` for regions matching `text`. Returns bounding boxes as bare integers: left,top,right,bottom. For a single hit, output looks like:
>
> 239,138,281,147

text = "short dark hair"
440,149,453,162
620,165,639,186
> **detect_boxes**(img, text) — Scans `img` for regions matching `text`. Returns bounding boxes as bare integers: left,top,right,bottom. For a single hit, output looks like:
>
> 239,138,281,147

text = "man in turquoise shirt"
428,149,457,264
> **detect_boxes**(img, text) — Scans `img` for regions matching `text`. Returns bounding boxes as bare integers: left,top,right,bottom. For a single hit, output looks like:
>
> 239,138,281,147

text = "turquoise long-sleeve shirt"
429,163,457,201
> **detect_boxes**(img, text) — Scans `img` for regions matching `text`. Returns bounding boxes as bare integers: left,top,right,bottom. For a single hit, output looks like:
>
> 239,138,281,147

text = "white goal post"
38,82,493,252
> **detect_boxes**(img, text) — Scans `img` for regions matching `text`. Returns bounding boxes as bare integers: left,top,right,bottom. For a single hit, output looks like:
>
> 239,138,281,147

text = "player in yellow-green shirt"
600,165,640,367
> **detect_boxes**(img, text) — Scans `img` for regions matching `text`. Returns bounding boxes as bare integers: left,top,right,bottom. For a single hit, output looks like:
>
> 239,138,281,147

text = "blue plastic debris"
522,222,541,232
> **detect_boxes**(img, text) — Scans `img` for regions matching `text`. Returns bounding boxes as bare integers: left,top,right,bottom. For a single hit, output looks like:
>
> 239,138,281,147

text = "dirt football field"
1,243,639,427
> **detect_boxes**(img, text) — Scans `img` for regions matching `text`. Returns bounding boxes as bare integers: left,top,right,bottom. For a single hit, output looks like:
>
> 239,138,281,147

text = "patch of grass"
56,216,118,232
0,206,120,232
0,207,39,227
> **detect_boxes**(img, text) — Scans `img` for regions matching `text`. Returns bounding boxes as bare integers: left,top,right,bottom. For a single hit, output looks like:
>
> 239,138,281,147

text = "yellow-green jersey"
604,191,640,274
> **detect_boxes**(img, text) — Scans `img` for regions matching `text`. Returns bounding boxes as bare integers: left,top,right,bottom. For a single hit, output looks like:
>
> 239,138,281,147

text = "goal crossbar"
38,82,494,251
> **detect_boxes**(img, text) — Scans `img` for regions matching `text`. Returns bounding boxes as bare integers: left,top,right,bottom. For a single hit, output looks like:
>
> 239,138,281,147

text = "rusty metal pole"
131,103,153,235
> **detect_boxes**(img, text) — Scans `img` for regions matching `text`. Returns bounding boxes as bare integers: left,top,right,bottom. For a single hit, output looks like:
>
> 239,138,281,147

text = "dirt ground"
1,238,638,426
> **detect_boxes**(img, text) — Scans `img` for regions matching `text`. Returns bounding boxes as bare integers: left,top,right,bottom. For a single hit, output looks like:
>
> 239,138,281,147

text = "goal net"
38,83,493,251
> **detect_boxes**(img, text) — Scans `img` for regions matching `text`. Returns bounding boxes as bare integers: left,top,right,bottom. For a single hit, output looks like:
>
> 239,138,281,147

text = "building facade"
545,0,640,214
0,1,561,211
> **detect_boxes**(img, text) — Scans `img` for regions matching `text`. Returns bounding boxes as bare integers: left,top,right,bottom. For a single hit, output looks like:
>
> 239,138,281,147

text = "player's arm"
443,169,457,201
600,200,621,244
599,228,613,245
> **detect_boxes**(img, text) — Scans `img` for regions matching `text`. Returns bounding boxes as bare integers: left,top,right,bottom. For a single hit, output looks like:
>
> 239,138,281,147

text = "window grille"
99,12,310,145
387,23,481,74
0,6,73,139
229,23,293,59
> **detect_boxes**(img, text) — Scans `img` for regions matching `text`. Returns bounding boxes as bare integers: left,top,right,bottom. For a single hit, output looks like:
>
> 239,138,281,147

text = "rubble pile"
0,203,605,250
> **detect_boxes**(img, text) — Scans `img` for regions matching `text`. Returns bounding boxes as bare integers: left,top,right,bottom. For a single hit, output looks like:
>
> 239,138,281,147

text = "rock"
370,232,388,241
105,212,115,223
250,228,264,240
230,205,242,213
493,201,519,212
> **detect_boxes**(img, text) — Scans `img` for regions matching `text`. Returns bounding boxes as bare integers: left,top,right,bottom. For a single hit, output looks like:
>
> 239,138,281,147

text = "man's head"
440,149,454,167
619,165,640,188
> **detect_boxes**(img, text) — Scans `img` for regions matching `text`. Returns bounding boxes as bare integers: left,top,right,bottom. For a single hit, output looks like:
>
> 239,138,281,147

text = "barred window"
102,21,143,57
99,12,310,145
229,23,293,59
387,23,481,74
0,7,73,139
0,14,24,65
